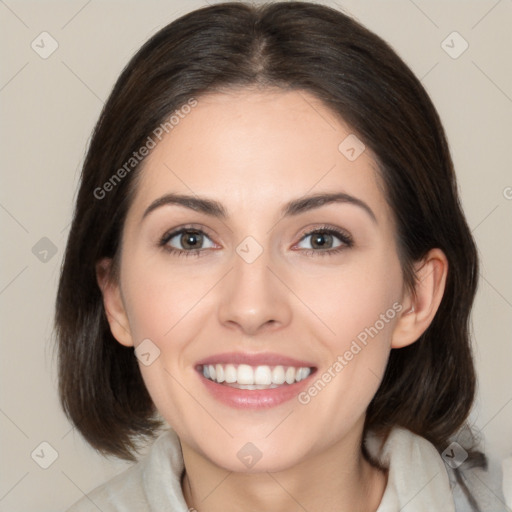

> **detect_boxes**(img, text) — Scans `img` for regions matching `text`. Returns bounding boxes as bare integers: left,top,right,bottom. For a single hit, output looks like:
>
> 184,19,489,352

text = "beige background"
1,0,511,510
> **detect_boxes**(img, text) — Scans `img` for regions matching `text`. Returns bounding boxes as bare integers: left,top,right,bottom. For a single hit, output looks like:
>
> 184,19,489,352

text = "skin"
97,88,448,512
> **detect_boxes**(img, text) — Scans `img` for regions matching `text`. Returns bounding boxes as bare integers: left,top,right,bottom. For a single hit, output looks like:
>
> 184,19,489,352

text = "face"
107,88,410,472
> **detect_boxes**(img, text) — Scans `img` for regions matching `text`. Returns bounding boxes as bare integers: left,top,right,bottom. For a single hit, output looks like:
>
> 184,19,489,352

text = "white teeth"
285,367,296,384
224,364,237,383
237,364,254,385
231,383,280,390
272,365,286,385
215,364,225,383
296,367,311,381
254,365,272,385
202,363,312,387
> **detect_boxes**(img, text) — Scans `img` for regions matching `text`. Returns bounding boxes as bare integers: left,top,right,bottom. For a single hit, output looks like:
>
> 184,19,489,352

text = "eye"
295,226,353,255
160,228,216,256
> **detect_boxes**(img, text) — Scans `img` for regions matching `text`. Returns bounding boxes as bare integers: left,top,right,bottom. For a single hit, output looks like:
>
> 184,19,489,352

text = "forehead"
127,88,390,223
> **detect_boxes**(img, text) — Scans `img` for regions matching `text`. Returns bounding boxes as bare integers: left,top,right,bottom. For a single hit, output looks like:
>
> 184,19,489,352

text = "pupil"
312,233,331,249
182,231,201,249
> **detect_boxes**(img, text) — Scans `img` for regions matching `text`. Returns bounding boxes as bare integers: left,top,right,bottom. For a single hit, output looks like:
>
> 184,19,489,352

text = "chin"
198,436,313,474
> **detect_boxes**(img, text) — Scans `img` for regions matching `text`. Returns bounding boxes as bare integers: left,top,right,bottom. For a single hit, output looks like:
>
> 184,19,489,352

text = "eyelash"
159,224,354,258
159,225,215,259
298,225,354,257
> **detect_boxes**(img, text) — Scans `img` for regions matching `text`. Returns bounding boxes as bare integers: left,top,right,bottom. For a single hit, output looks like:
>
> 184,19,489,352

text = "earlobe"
95,258,134,347
391,248,448,349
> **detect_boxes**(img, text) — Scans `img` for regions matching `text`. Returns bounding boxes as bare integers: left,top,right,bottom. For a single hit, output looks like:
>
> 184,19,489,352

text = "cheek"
293,252,403,412
120,262,204,427
121,255,213,344
119,256,219,411
298,309,398,434
293,250,404,351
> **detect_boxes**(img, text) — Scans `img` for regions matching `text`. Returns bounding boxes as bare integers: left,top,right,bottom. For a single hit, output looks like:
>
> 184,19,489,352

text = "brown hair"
55,1,484,508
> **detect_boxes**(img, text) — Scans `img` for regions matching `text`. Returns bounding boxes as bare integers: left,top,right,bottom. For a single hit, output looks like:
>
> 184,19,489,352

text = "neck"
180,423,387,512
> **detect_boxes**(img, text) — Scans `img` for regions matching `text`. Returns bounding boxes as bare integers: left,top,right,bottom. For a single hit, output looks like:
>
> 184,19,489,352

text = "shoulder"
65,462,146,512
65,429,188,512
366,426,457,512
366,427,508,512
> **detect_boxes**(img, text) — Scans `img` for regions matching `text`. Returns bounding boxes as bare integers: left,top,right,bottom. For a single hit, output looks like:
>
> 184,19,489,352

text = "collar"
367,427,455,512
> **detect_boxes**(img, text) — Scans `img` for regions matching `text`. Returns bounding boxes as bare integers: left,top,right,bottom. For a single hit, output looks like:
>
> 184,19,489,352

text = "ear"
95,257,134,347
391,248,448,349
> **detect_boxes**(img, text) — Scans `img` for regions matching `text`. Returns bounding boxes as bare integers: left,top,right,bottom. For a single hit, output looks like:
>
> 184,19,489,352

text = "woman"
56,2,487,510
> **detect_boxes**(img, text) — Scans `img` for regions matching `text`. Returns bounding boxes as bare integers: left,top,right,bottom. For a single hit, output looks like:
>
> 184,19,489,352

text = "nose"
217,246,292,336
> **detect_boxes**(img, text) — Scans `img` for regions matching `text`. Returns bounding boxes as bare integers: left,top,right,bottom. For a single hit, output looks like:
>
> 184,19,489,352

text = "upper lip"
196,352,316,368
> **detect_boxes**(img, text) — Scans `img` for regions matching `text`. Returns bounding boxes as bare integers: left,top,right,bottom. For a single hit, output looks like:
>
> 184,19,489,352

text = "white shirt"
65,426,466,511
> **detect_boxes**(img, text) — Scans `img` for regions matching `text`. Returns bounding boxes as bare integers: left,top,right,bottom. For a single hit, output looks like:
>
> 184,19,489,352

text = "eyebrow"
142,192,377,224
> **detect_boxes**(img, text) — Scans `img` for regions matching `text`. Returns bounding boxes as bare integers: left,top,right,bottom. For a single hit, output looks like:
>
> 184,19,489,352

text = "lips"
195,352,317,408
197,352,315,368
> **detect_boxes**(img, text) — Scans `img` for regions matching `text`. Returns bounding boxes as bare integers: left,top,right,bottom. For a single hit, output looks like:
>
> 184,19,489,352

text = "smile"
195,353,317,409
201,363,313,389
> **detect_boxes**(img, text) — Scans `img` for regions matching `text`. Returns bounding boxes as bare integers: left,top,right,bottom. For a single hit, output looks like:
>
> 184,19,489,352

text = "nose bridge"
217,239,292,334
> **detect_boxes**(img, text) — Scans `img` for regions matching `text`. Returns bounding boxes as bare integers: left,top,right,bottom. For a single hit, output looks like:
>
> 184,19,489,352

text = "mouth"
198,363,313,390
195,353,317,408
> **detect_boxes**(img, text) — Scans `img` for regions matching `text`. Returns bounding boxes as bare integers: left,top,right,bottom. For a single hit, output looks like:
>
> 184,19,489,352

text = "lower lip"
198,370,315,409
